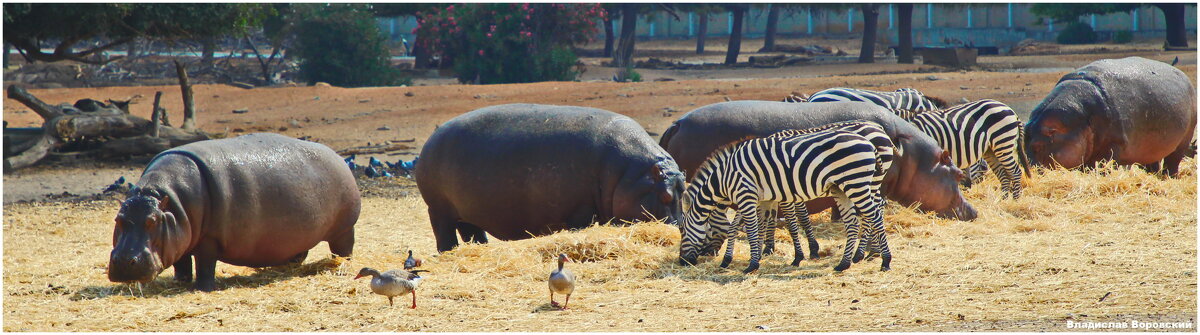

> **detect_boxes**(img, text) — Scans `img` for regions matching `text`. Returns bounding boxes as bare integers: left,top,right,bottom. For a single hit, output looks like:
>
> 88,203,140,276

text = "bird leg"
550,292,559,307
562,294,570,310
388,296,394,306
410,291,417,309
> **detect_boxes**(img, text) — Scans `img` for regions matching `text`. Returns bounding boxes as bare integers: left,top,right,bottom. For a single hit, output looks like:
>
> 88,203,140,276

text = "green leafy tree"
1031,3,1191,48
293,4,404,87
3,3,267,64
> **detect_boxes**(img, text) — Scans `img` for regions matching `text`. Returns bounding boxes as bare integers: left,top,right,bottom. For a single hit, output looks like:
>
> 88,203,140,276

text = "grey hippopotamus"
415,104,686,252
659,101,977,221
108,133,361,291
1026,56,1196,176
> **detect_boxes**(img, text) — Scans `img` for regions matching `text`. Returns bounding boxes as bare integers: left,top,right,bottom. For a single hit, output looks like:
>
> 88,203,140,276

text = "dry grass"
3,159,1196,331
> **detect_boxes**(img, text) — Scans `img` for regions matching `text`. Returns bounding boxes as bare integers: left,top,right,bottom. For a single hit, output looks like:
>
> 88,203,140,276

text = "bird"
369,156,384,167
344,154,356,164
404,250,423,270
1172,56,1180,66
355,267,426,308
365,166,380,178
102,176,126,193
548,253,575,310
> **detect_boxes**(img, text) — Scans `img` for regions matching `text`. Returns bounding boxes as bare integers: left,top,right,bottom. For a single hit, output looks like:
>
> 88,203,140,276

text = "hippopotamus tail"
1017,122,1032,178
659,120,681,148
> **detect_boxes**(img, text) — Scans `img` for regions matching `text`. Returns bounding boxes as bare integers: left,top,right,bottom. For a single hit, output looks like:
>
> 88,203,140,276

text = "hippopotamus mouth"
107,248,163,284
944,198,979,221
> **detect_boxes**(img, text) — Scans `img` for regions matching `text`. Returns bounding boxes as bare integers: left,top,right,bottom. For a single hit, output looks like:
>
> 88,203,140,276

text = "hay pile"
3,159,1195,331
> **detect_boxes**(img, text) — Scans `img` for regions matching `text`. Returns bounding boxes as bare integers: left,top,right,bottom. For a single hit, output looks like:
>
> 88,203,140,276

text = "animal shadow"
71,257,343,300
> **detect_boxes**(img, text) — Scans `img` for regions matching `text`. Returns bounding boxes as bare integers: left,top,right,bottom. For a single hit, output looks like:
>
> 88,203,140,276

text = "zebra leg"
967,160,989,187
735,195,763,274
702,208,734,257
761,205,777,256
719,234,737,269
778,202,806,266
794,203,820,261
990,148,1023,200
832,193,860,272
852,190,892,272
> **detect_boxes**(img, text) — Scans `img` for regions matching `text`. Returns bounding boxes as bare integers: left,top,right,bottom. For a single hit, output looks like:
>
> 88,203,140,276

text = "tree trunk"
613,3,638,69
725,7,745,65
174,60,197,131
696,12,709,54
150,91,163,138
603,17,615,58
759,5,781,52
200,37,216,69
413,31,431,68
3,41,10,69
897,4,914,64
858,4,880,64
1156,3,1189,48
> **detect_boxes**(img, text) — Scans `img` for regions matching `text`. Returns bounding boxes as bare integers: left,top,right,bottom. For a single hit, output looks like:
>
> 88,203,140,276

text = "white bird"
355,267,425,308
548,253,576,309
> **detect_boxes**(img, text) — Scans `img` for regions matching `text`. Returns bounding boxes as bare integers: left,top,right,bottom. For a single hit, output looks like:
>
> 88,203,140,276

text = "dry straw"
3,159,1195,331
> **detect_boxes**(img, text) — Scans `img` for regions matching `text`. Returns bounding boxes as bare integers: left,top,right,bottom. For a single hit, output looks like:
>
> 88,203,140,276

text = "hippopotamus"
415,104,686,252
659,101,977,221
108,133,361,291
1026,56,1196,176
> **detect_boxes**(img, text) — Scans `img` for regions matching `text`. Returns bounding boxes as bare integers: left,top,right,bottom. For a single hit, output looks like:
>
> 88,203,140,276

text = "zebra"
677,122,894,274
700,121,901,268
890,99,1030,198
806,87,946,111
781,93,809,103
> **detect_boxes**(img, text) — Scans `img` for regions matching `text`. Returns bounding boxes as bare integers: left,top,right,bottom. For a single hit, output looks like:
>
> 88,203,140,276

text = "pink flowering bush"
415,3,604,84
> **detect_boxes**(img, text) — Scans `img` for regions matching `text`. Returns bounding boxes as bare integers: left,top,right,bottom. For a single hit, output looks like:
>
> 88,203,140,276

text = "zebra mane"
691,135,759,183
766,120,878,138
924,95,949,109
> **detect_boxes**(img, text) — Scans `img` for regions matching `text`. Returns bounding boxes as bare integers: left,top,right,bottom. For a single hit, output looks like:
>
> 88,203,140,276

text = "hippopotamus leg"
1160,144,1192,177
326,227,355,258
429,205,461,252
173,255,193,283
288,251,309,265
456,222,488,244
192,242,220,292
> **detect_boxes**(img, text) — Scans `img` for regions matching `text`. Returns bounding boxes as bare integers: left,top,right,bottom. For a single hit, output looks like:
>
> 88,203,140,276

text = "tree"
724,4,749,65
1031,3,1190,48
2,3,267,64
677,4,722,54
758,4,782,52
896,4,914,64
293,4,402,87
858,4,880,64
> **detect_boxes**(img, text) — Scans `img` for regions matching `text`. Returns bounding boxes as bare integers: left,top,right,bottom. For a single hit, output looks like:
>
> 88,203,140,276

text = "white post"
1048,20,1054,32
967,5,973,28
1132,8,1139,32
927,4,934,28
889,4,894,29
1090,14,1096,29
1007,3,1013,28
807,10,814,34
688,12,695,36
848,7,854,32
650,21,656,37
728,12,734,34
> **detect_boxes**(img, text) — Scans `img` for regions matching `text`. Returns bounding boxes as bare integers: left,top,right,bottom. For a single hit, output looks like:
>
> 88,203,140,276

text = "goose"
355,267,426,308
548,253,575,309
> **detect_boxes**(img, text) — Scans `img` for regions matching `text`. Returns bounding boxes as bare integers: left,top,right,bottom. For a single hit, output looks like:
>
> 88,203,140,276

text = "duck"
548,253,575,309
355,267,426,308
404,250,423,270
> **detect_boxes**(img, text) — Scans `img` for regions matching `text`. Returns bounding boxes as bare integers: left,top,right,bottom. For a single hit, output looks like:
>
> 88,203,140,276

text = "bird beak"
353,274,364,279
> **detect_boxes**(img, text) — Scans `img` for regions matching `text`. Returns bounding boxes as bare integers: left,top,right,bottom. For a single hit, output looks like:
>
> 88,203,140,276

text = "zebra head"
677,142,739,266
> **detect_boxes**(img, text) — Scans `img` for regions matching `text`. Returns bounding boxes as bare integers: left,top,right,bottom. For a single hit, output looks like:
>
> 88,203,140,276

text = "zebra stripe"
893,99,1028,199
704,121,898,266
806,87,940,111
678,123,894,273
782,94,809,103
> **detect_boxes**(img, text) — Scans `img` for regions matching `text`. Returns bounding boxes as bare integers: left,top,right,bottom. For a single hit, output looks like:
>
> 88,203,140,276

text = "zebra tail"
659,120,681,148
1017,122,1032,178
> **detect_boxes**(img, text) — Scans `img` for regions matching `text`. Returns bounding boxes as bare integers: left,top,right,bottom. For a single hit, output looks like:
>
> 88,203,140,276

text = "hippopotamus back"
417,104,686,252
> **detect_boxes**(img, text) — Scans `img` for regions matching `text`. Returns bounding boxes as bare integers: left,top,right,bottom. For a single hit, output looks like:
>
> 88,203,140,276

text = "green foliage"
293,4,405,87
1057,22,1097,45
1030,3,1140,23
416,4,603,84
627,68,642,83
1113,30,1133,44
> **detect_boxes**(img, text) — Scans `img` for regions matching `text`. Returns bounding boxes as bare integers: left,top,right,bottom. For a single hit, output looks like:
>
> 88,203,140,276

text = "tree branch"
6,86,63,120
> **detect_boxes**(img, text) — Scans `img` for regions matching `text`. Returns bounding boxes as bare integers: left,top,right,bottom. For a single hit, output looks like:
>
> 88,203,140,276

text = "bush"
294,5,406,87
416,4,603,84
1056,22,1097,45
1113,30,1133,44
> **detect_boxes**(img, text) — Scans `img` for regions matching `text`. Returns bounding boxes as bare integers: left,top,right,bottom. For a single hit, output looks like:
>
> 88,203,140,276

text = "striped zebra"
701,121,900,267
678,122,894,273
781,93,809,103
890,99,1030,198
806,87,946,111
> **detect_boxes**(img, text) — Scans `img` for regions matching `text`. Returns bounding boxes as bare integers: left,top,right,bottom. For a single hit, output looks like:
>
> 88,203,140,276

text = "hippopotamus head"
108,189,189,284
614,159,686,225
888,141,978,220
1025,80,1102,169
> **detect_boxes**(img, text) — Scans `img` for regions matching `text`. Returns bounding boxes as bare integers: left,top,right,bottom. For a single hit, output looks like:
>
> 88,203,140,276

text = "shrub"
415,4,603,84
294,5,406,87
1113,30,1133,44
1056,22,1097,45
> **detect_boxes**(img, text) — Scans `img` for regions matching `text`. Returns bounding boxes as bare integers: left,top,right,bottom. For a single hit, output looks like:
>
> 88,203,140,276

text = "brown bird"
355,267,426,308
548,253,575,309
404,250,422,270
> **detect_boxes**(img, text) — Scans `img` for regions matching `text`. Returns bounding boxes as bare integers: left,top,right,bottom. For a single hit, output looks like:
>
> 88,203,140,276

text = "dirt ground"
2,40,1197,331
